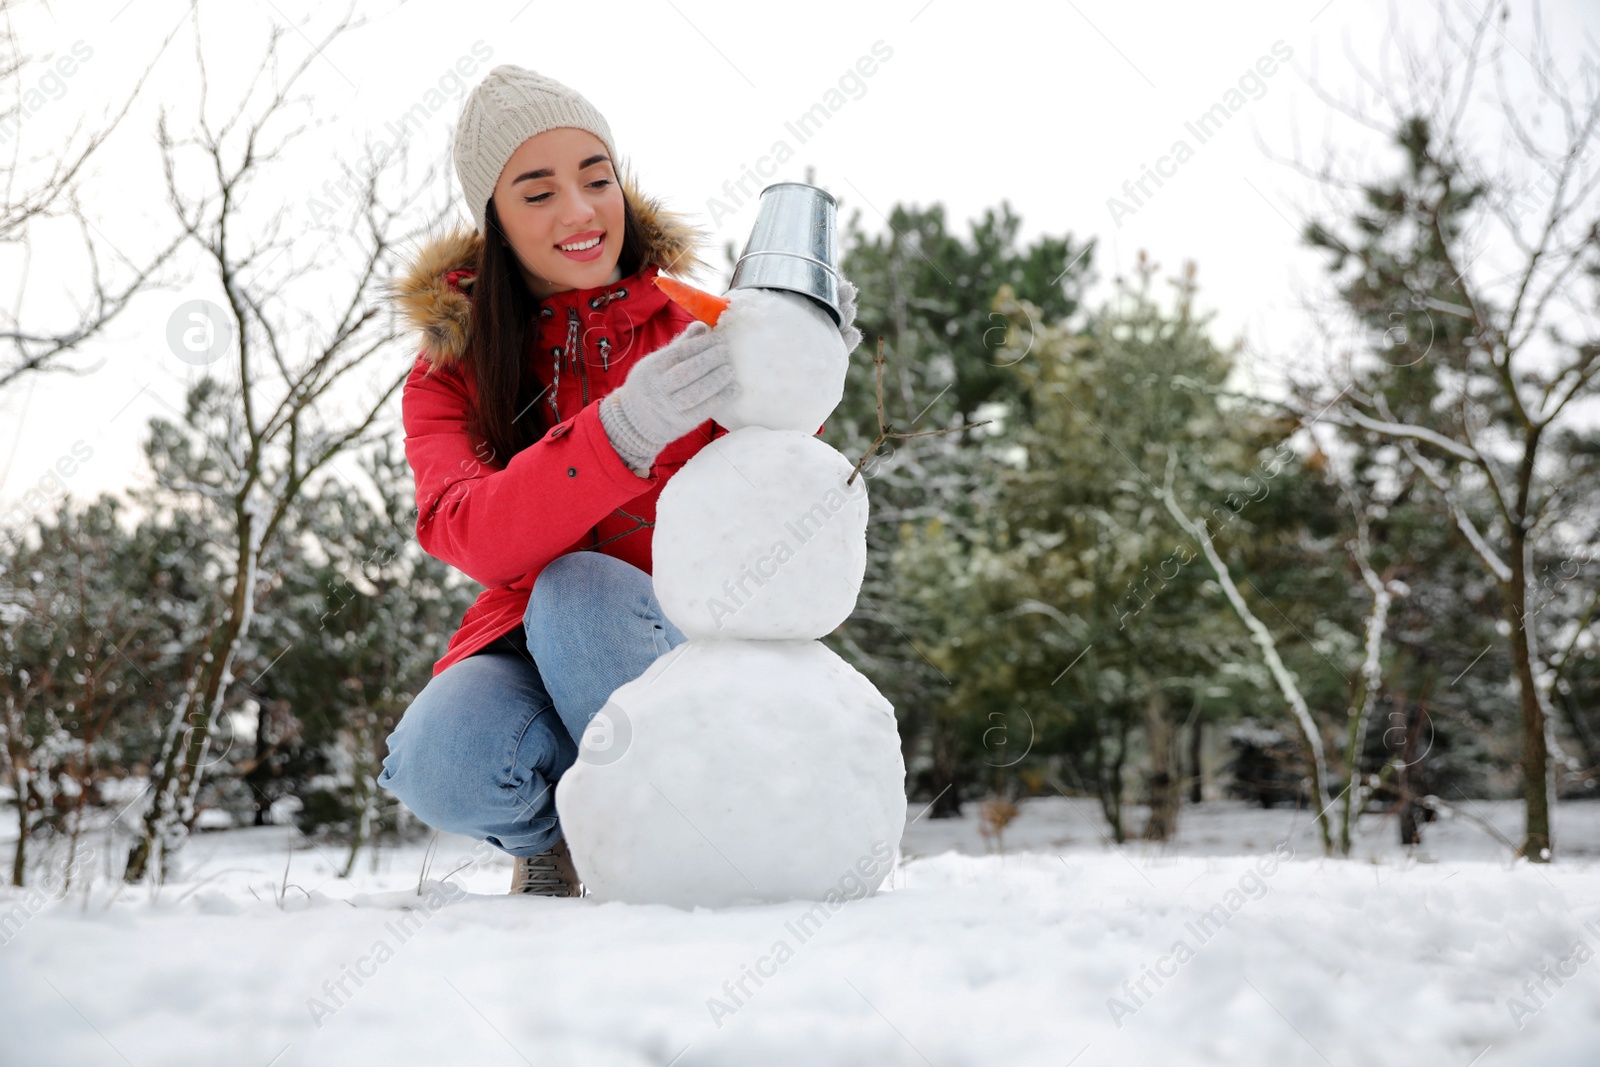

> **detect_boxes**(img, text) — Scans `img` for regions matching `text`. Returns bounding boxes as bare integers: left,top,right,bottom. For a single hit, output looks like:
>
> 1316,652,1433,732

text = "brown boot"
509,838,582,897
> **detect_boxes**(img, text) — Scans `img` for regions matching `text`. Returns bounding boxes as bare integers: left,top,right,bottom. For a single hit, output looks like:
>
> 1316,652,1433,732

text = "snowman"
554,280,907,909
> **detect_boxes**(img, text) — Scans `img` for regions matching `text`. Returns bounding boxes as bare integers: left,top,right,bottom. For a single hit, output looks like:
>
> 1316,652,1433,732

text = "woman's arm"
402,357,658,589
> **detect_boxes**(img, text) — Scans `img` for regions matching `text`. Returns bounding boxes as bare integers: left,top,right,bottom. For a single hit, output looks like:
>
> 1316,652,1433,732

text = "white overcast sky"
2,0,1597,515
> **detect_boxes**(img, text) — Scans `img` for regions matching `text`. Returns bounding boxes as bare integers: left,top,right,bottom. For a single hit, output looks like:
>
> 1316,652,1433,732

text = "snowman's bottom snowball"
555,638,906,908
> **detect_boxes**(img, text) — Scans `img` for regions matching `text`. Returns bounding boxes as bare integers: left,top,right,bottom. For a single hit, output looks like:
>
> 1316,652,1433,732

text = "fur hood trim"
389,166,708,371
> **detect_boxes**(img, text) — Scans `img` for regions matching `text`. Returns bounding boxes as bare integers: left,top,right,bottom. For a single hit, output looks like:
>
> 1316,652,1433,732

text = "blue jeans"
375,551,687,857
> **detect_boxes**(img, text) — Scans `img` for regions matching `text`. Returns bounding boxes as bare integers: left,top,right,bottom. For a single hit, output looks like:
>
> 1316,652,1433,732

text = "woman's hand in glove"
599,320,740,477
836,274,863,354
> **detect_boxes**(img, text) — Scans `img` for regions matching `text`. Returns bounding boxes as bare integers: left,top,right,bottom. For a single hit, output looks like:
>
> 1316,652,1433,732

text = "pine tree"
1297,108,1600,860
824,200,1094,816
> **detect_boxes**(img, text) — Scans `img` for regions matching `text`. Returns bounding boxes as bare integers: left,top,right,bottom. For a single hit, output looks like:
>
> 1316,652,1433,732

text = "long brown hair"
465,185,650,469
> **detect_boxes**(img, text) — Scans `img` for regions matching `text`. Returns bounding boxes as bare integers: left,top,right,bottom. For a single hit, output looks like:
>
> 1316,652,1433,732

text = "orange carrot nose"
655,275,731,327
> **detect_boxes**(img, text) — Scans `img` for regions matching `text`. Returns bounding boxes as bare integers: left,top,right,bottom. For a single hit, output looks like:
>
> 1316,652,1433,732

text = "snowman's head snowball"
708,288,848,432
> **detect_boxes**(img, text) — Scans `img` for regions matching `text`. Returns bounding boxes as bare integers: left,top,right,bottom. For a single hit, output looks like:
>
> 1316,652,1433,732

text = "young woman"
375,66,862,896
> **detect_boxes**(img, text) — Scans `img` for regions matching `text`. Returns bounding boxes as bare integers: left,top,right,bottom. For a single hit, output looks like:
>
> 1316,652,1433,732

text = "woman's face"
491,127,626,299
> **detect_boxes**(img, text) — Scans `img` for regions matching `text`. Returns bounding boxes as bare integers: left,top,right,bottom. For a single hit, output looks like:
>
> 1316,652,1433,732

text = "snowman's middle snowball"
653,426,867,639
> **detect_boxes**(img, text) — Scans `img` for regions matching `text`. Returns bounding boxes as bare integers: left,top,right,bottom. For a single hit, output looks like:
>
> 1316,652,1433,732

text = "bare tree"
122,3,446,883
1280,1,1600,861
1159,451,1337,855
0,0,191,390
1322,435,1409,854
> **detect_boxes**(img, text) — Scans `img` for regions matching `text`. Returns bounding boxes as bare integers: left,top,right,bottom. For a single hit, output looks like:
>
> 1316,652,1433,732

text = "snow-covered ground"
3,797,1599,1066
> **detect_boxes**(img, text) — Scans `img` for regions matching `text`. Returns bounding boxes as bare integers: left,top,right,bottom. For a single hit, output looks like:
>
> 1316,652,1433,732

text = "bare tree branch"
0,0,193,388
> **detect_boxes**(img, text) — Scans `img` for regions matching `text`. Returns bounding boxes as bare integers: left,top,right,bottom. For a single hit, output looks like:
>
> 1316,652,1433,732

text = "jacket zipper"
566,304,600,549
568,306,588,409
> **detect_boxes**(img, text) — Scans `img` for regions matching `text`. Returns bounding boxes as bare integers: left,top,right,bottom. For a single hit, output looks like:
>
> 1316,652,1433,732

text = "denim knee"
528,551,648,624
524,551,684,747
376,652,575,855
526,550,680,648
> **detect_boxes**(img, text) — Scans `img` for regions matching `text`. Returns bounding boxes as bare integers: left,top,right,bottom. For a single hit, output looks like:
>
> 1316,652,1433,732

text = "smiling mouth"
557,232,604,251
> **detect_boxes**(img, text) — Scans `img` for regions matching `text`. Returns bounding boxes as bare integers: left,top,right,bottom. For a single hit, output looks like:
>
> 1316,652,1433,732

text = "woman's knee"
529,551,650,623
376,654,566,830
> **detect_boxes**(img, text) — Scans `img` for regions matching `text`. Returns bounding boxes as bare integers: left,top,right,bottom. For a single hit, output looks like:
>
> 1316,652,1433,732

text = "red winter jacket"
393,180,820,677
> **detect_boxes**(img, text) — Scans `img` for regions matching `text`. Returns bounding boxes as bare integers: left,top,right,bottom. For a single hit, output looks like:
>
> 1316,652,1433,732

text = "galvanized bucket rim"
733,248,840,278
757,181,837,206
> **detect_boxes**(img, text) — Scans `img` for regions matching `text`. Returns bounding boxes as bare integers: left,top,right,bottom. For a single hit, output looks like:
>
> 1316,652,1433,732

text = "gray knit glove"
599,320,739,476
837,274,862,354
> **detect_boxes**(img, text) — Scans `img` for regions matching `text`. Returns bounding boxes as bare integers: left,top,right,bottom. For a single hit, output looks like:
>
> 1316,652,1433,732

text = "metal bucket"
728,182,842,326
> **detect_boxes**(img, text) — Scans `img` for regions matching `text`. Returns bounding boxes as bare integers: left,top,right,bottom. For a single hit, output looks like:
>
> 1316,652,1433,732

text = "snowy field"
3,797,1599,1066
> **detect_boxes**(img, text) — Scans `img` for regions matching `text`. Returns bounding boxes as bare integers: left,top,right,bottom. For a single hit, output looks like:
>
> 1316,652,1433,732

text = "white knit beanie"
452,65,618,234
